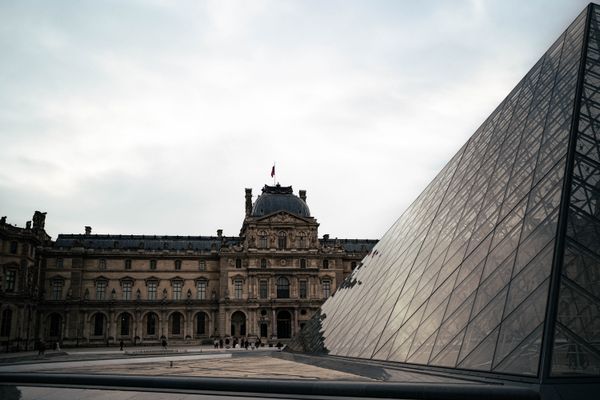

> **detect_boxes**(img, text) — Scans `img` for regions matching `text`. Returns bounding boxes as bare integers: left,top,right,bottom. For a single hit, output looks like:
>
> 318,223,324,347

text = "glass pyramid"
291,4,600,379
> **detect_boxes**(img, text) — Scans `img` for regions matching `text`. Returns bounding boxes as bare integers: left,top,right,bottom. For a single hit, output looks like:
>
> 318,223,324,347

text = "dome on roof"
251,184,310,217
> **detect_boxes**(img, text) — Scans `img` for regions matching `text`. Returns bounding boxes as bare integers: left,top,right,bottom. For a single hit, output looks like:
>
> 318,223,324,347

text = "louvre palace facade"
0,184,376,351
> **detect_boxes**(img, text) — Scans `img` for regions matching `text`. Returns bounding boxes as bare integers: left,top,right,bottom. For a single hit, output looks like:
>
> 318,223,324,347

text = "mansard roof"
53,234,241,251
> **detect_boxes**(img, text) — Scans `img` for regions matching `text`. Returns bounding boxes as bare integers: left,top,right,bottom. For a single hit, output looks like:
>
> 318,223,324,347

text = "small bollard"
170,361,173,368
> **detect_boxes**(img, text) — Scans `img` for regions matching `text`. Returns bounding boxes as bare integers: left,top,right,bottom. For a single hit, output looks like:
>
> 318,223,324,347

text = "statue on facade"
32,211,47,229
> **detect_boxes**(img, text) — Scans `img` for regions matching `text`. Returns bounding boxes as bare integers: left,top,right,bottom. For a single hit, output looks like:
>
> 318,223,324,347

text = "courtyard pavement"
0,345,367,381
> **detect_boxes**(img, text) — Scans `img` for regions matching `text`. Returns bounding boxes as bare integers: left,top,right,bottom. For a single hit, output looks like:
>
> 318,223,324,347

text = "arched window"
276,277,290,299
120,313,131,336
0,309,12,336
93,313,105,336
277,310,292,339
278,231,287,249
196,312,208,336
146,313,157,336
171,312,182,335
49,313,61,337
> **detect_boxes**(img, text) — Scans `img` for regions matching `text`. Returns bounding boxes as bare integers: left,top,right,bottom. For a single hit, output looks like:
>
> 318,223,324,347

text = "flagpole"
273,162,276,185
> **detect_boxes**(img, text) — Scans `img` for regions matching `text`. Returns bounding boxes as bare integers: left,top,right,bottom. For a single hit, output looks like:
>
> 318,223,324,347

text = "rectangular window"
5,270,16,292
148,282,157,300
259,236,267,248
125,259,132,270
199,260,206,271
175,260,182,270
52,281,63,300
98,259,107,270
234,279,243,299
322,280,331,298
9,241,18,254
235,258,242,268
173,281,182,300
197,281,207,300
300,259,307,269
96,281,107,300
323,259,329,269
56,258,64,268
21,244,28,255
150,260,157,270
261,258,267,268
123,281,132,300
299,280,307,299
259,280,268,299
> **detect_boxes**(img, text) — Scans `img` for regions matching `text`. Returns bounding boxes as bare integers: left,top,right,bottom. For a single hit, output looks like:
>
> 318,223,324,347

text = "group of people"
213,337,262,350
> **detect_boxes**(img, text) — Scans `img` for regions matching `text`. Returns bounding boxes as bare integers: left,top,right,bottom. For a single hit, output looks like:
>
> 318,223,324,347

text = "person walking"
119,340,124,351
38,340,46,357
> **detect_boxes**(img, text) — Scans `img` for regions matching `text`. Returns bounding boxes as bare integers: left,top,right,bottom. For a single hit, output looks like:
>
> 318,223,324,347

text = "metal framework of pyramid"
292,4,600,380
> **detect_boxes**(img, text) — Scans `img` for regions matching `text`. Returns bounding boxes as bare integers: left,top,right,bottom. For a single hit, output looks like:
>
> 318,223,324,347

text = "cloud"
0,0,591,239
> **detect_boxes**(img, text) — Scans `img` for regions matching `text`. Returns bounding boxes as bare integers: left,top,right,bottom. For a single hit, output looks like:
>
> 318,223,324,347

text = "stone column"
293,308,298,337
187,310,193,339
109,310,116,341
63,312,69,340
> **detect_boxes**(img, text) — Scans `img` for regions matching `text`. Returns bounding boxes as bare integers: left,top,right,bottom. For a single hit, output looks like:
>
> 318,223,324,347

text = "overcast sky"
0,0,591,240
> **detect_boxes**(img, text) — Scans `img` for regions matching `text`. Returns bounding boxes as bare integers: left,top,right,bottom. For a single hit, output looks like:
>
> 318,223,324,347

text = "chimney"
245,188,253,216
323,234,330,240
299,190,307,202
217,229,223,238
85,226,92,235
26,221,32,230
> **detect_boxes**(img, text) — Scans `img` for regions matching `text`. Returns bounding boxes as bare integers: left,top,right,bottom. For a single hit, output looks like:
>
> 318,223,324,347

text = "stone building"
0,184,376,349
0,212,50,351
